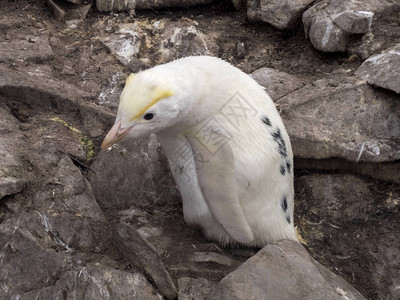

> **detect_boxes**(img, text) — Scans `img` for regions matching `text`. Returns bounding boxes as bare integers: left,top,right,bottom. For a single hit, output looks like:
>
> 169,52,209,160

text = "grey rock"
51,214,94,250
236,41,246,59
303,0,400,52
347,31,385,60
297,174,379,224
96,0,135,12
0,66,114,137
0,34,53,63
277,79,400,162
295,174,400,299
208,240,366,300
137,226,164,238
190,252,234,267
0,228,67,298
329,9,374,34
355,44,400,94
0,211,94,253
0,172,25,200
100,31,141,67
250,67,305,100
18,265,162,300
96,0,213,12
0,66,91,113
178,277,214,300
113,222,177,300
66,0,83,4
295,158,400,184
231,0,241,11
303,3,347,52
135,0,213,9
247,0,314,30
46,0,91,20
89,134,177,210
161,24,209,62
52,156,106,222
0,104,28,200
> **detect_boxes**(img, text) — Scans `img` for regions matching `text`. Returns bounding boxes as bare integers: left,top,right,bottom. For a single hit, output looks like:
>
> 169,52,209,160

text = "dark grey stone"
89,134,177,210
113,222,177,299
0,229,67,298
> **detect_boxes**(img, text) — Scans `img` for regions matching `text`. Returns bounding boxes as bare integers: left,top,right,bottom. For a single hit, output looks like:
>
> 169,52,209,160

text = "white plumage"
101,56,298,247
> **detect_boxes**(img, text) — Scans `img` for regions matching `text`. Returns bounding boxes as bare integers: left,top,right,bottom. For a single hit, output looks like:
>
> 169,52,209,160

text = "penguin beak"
101,120,131,149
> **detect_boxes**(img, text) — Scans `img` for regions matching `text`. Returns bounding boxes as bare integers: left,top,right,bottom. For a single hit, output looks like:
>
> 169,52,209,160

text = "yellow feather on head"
119,72,174,121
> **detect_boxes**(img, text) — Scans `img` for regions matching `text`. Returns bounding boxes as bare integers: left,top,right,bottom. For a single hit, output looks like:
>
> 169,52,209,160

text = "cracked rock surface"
0,1,399,299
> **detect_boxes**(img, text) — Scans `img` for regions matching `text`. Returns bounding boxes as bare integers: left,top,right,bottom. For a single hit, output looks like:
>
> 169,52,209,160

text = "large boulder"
208,240,365,299
277,79,400,162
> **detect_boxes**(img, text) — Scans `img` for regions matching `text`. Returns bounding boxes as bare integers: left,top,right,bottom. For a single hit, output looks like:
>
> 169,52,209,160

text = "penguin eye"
143,113,154,120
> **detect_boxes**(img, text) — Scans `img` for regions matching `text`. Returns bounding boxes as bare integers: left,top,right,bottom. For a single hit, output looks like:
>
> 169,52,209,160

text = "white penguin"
101,56,298,247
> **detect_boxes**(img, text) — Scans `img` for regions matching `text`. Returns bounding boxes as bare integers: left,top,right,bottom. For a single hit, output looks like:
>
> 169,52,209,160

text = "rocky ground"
0,0,399,299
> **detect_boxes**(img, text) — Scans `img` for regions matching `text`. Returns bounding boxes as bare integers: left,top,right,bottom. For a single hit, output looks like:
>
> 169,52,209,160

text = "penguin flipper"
187,136,254,244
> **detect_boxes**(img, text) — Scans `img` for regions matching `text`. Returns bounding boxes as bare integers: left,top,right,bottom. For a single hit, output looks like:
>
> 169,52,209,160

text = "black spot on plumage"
286,160,292,174
281,195,288,212
261,116,271,126
272,128,287,158
286,215,291,224
280,164,286,175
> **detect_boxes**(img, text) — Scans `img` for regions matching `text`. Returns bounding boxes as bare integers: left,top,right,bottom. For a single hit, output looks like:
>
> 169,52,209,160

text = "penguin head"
101,70,188,149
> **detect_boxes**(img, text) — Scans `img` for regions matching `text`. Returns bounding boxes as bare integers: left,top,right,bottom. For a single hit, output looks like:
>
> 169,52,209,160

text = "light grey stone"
247,0,314,30
355,44,400,94
250,67,305,100
277,79,400,162
100,31,141,67
303,0,400,53
208,240,366,300
303,3,347,52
